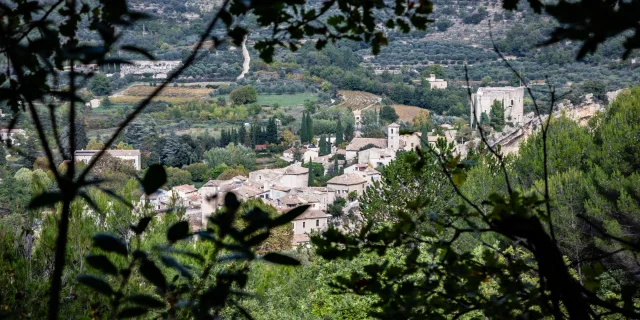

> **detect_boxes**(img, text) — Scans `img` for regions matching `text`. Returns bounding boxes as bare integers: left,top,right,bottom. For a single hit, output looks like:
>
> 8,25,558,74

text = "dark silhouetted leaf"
262,253,300,266
130,217,152,235
140,259,166,290
28,192,61,209
76,275,113,296
127,294,166,309
167,221,190,243
93,233,128,256
85,255,118,275
118,307,148,319
141,164,166,195
161,255,192,280
271,205,310,227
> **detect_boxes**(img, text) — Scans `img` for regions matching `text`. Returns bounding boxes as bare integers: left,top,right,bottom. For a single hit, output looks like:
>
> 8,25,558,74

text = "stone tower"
387,123,400,151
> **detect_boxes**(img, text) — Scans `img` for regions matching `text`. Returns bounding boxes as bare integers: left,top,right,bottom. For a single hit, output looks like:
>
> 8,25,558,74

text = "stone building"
327,173,368,198
426,74,447,89
292,209,330,245
74,149,142,170
343,163,381,185
471,86,525,127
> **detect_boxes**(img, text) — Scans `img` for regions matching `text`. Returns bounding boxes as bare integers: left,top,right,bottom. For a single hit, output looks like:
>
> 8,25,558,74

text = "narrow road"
236,36,250,80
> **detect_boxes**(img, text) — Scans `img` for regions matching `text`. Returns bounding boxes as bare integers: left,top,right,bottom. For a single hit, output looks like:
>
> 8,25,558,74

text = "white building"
292,209,330,245
345,138,387,161
343,163,381,185
248,164,309,192
358,147,396,168
86,99,101,108
426,74,447,89
120,60,181,76
471,86,525,127
0,128,25,144
74,149,142,170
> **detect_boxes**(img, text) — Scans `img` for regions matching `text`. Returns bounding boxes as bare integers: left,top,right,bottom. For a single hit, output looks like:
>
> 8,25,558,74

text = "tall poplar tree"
319,135,327,155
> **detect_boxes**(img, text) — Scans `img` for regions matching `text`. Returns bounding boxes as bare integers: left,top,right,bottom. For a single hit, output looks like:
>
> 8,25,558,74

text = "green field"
256,93,316,106
217,92,316,107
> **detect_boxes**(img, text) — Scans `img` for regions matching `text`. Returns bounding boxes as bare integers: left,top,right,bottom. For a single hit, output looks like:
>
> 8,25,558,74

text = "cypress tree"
319,134,327,155
308,158,314,186
267,117,278,144
239,125,247,146
251,123,257,148
300,112,308,143
336,118,344,145
333,156,339,176
307,112,314,143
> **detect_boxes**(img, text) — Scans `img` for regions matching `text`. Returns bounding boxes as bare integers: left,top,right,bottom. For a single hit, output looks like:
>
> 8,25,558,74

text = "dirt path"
236,36,250,80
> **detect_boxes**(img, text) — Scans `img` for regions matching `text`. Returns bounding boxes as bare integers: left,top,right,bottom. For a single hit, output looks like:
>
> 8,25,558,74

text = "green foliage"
186,163,208,182
489,99,505,132
88,73,112,96
379,105,399,123
229,85,258,105
203,143,257,171
165,167,192,188
75,193,308,319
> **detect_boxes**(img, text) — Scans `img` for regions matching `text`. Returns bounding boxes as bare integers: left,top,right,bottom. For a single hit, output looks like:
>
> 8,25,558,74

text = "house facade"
74,149,142,170
292,209,330,245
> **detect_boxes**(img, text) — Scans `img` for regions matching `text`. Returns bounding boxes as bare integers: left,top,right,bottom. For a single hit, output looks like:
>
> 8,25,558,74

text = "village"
60,80,530,246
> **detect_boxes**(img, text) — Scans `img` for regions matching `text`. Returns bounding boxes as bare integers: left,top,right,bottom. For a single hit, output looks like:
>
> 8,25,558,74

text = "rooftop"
346,138,387,151
74,149,141,157
173,184,197,194
294,209,330,220
327,173,367,185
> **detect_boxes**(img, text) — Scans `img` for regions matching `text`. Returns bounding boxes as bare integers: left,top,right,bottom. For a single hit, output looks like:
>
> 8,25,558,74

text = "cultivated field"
110,85,213,104
337,90,381,110
392,104,427,122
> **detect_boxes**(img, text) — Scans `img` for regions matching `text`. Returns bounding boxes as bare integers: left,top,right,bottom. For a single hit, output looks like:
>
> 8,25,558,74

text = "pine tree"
336,118,344,145
308,158,314,186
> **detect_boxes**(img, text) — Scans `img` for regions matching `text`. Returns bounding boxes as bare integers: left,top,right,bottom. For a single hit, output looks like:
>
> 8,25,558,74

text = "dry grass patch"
337,90,381,110
121,85,213,97
392,104,426,122
110,96,207,104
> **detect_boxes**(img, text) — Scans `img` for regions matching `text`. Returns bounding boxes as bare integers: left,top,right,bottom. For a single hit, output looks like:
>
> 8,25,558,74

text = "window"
316,220,319,227
411,143,414,147
303,221,305,228
511,100,514,106
391,129,394,134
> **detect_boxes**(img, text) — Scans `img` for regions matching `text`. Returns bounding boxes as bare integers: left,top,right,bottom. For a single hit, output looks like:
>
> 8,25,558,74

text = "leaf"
117,307,148,319
130,217,152,235
76,275,113,296
93,233,128,256
271,205,310,227
161,255,192,280
140,259,166,290
127,294,166,309
28,192,62,209
167,221,190,243
141,164,166,195
262,253,300,266
85,255,118,275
